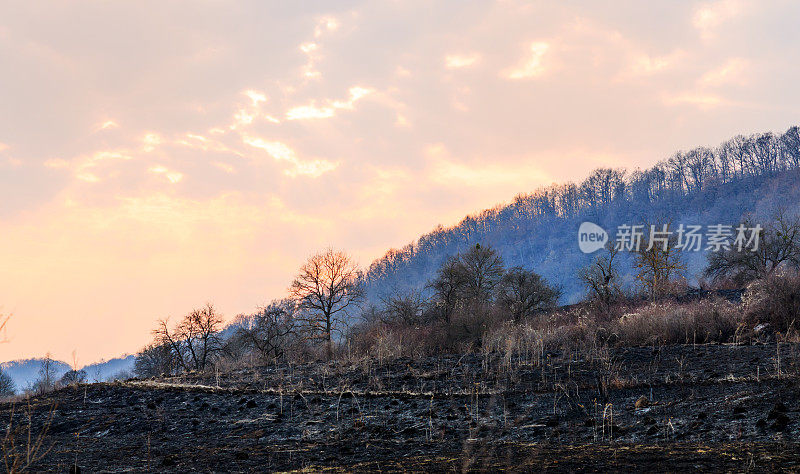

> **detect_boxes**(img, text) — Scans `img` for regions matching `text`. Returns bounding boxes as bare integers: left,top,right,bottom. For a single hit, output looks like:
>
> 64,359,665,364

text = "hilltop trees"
361,126,800,303
289,249,364,358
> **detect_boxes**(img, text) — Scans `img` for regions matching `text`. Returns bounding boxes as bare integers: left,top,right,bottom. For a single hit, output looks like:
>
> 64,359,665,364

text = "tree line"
364,126,800,294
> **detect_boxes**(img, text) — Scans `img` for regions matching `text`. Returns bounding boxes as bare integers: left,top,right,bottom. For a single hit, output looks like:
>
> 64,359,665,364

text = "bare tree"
33,354,57,395
380,289,429,325
134,343,179,378
58,370,87,387
0,370,15,397
496,267,560,320
459,244,505,302
289,249,364,358
154,303,224,372
579,243,623,305
231,299,297,362
705,213,800,286
429,255,467,323
635,223,686,300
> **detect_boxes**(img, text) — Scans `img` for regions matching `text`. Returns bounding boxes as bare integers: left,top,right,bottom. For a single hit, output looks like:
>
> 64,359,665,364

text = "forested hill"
364,126,800,304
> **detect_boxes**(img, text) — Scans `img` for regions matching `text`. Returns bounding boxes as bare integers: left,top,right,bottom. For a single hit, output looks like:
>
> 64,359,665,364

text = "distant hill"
363,126,800,304
81,355,136,382
0,358,70,393
0,355,135,394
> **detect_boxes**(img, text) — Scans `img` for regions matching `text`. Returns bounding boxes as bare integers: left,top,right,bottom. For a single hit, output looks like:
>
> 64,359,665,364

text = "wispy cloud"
699,57,749,86
148,165,184,184
503,41,551,79
445,53,481,69
693,0,744,39
286,86,373,120
243,135,338,177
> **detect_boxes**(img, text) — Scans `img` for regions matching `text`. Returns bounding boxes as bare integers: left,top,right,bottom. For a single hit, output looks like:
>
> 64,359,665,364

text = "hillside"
5,343,800,471
364,126,800,303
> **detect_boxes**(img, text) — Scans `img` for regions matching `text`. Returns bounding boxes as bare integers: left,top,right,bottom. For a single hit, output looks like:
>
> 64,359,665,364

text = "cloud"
503,41,551,79
96,120,119,131
314,17,339,38
300,42,321,79
628,50,686,76
67,150,135,183
661,91,726,108
693,0,744,39
232,108,256,128
445,53,481,69
286,104,335,120
286,86,373,120
142,133,162,152
244,90,267,106
243,135,338,177
423,143,552,191
148,165,184,184
212,161,236,174
699,57,749,86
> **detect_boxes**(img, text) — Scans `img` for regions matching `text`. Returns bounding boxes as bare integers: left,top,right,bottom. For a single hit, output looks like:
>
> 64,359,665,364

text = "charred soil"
4,343,800,472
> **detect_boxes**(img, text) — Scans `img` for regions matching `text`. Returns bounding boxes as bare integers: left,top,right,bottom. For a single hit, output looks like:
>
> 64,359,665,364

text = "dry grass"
613,298,741,346
2,399,55,472
352,296,747,368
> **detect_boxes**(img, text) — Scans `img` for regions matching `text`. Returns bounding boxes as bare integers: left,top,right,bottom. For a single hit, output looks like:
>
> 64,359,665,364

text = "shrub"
58,370,87,387
742,271,800,335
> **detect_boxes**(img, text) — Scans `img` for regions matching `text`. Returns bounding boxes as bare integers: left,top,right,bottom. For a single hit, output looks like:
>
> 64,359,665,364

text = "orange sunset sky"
2,0,800,363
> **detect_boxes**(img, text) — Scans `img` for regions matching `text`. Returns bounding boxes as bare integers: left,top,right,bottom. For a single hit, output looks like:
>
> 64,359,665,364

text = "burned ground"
4,343,800,472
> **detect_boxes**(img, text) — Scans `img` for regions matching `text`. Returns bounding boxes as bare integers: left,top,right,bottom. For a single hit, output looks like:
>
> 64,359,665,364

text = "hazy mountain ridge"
0,355,135,393
364,126,800,303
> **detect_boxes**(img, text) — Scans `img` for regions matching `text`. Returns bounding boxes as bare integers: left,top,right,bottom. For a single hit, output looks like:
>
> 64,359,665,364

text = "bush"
742,271,800,336
58,369,87,387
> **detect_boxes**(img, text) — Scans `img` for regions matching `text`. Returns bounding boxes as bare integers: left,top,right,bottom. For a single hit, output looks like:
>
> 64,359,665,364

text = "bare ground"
4,343,800,472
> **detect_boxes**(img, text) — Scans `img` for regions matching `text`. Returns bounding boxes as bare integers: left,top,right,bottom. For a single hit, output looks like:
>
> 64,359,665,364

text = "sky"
1,0,800,364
